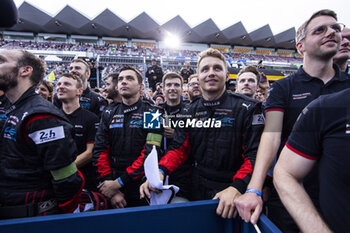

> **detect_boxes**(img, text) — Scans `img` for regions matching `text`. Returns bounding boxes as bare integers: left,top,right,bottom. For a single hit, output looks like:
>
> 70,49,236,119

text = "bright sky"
13,0,350,35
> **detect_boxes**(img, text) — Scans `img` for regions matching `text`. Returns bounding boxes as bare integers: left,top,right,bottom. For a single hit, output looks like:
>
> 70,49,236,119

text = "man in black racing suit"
53,59,107,117
0,50,84,219
140,48,264,218
93,66,163,208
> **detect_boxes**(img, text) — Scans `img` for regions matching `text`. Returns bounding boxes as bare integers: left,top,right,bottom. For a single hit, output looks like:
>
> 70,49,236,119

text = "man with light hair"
187,74,202,102
139,48,264,218
235,9,350,232
54,59,107,117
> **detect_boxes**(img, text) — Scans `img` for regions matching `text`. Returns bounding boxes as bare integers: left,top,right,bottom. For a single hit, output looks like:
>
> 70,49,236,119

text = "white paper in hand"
144,145,179,205
144,145,163,189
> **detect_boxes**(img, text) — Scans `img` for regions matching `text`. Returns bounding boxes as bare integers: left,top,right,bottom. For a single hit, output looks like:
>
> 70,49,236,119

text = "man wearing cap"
227,79,236,93
146,59,164,92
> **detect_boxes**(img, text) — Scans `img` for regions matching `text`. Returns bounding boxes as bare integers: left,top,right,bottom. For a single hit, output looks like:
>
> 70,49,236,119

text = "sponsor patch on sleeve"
252,113,265,125
28,126,65,144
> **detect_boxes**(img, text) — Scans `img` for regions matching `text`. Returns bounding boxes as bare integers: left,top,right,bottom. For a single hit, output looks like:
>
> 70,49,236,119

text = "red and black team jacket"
93,99,163,187
158,92,264,194
0,86,84,214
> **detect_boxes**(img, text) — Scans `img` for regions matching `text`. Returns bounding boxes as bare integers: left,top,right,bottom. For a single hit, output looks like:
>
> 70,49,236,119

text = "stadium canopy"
2,1,297,49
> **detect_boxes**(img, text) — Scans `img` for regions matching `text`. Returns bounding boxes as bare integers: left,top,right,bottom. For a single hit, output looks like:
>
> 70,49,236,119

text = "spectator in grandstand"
161,72,191,202
0,0,17,28
187,74,202,102
104,72,122,104
37,80,54,102
274,88,350,233
235,65,260,98
53,59,108,117
0,89,10,133
0,50,83,218
182,86,190,103
57,73,99,191
151,82,163,100
139,48,264,218
154,94,164,105
145,58,164,92
93,66,163,208
333,27,350,73
226,79,236,93
235,9,350,232
140,84,153,104
180,61,194,84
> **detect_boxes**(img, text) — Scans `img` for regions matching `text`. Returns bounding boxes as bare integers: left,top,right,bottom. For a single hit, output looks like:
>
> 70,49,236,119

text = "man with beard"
187,74,202,102
333,27,350,73
235,9,350,232
53,59,107,117
104,72,122,104
57,73,99,191
235,66,260,98
0,50,84,218
140,48,264,218
93,66,163,208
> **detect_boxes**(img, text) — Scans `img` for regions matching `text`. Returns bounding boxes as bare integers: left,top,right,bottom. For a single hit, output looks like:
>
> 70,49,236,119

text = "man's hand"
213,186,241,219
139,172,164,200
259,72,270,90
164,127,175,139
98,179,121,199
110,191,127,209
234,192,263,224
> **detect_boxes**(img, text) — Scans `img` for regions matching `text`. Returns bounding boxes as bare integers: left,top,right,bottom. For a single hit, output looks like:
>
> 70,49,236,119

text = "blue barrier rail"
0,200,281,233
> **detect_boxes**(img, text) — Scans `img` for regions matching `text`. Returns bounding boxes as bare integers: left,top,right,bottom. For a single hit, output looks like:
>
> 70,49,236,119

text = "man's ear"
226,71,230,81
19,66,33,78
296,41,304,55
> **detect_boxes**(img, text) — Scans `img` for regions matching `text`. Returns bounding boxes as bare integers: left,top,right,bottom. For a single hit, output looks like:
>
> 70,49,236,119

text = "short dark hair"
17,50,46,85
237,65,260,84
108,72,119,85
59,73,83,89
119,66,143,84
162,72,183,87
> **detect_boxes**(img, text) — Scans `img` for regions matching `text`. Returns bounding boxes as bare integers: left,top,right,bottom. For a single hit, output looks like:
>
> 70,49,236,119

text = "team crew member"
235,66,260,98
140,48,264,218
274,88,350,233
104,72,122,104
0,50,84,218
180,61,194,83
333,27,350,73
57,73,99,191
0,90,10,132
161,72,191,202
93,66,163,208
235,9,350,232
53,59,107,117
187,74,202,102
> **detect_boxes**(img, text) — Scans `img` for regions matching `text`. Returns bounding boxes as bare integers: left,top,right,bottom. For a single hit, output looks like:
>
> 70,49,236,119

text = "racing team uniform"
0,86,84,219
93,99,163,207
148,92,264,200
54,87,107,117
64,107,99,191
0,94,10,132
286,89,350,233
161,101,191,200
264,65,350,232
